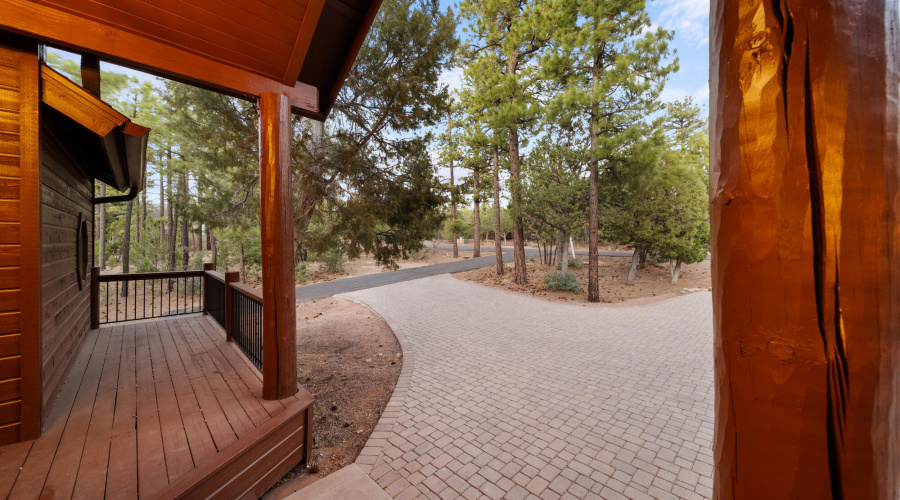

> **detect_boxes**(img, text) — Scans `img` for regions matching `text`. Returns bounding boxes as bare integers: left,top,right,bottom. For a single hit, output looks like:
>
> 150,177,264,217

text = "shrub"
322,248,346,273
295,261,311,282
409,248,430,261
543,270,580,293
527,255,535,263
568,257,582,269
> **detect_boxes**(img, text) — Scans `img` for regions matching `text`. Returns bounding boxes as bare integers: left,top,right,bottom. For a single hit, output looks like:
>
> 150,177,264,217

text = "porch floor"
0,314,313,499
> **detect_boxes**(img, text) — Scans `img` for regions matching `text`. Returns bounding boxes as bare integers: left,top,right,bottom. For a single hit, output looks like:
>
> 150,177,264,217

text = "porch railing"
91,264,273,390
91,267,205,325
230,282,263,370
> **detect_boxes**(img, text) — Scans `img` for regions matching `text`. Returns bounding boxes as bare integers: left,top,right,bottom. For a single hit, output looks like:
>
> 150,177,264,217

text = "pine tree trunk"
449,112,458,258
240,244,245,282
167,171,176,272
492,146,503,275
180,173,189,269
473,167,481,258
180,219,189,270
587,59,600,302
160,161,166,247
509,127,527,285
627,246,641,286
134,196,141,244
206,230,211,251
670,258,682,284
141,160,147,232
121,199,132,296
212,235,218,267
98,183,106,270
559,233,569,273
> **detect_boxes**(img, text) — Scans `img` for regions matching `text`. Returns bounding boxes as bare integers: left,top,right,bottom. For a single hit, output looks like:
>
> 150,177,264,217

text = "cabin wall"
0,40,41,444
39,119,93,420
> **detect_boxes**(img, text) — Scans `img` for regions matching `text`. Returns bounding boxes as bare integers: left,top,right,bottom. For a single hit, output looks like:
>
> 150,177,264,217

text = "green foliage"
567,257,581,269
295,261,312,282
543,270,580,293
321,248,347,273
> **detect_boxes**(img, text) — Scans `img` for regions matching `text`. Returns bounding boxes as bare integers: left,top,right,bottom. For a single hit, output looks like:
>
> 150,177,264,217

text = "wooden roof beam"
282,0,327,86
0,0,319,116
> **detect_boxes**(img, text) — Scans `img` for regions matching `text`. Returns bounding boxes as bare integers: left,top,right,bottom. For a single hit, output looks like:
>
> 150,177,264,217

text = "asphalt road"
295,243,635,302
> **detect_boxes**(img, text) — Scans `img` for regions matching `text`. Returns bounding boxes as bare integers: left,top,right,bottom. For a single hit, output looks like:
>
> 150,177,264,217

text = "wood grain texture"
39,114,92,423
0,0,319,115
258,92,298,400
0,314,312,497
0,40,40,444
281,0,326,85
710,0,900,497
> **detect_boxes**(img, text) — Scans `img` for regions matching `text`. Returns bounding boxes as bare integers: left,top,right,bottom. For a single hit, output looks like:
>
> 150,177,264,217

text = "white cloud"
655,0,709,47
440,67,464,93
660,83,710,107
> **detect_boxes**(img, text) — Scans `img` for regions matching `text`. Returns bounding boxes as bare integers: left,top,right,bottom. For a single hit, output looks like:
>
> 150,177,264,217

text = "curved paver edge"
337,294,416,475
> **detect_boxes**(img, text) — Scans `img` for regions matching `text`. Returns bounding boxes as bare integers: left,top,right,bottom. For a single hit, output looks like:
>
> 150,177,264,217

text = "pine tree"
539,0,677,300
459,0,548,284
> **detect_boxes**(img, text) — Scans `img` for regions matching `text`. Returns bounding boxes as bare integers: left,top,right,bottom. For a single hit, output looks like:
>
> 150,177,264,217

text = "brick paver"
344,275,714,500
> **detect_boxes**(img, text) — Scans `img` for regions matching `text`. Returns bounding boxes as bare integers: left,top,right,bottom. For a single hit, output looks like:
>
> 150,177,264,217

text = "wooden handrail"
97,269,205,282
206,270,226,283
230,282,263,303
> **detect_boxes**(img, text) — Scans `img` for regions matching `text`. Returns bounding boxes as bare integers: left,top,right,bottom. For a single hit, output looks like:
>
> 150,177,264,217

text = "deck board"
0,314,313,499
146,320,195,482
135,321,168,499
155,319,218,466
71,324,123,498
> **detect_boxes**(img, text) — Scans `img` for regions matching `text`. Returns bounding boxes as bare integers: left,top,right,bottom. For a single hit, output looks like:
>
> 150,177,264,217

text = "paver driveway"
341,275,714,500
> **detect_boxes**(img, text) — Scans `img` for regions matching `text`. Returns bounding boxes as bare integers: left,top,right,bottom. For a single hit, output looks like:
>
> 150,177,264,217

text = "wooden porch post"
90,266,100,329
710,0,900,498
258,92,298,400
223,271,238,342
202,262,214,315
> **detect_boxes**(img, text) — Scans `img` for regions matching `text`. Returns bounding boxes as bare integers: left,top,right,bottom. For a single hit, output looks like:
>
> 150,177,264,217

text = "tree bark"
167,171,176,272
492,146,503,275
180,173,189,269
449,111,458,258
98,183,106,269
473,166,481,258
141,159,147,233
508,127,527,285
559,233,569,273
159,173,166,247
669,258,681,284
206,229,211,251
121,199,132,296
711,0,900,497
626,246,639,286
587,58,600,302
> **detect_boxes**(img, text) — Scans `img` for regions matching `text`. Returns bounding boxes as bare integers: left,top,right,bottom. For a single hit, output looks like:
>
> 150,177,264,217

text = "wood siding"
0,41,40,444
39,117,93,422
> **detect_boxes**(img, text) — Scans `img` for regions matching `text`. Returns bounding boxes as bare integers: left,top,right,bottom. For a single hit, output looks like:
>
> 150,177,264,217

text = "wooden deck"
0,314,314,499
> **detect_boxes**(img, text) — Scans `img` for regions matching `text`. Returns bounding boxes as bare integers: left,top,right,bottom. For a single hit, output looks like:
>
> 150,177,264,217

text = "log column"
711,0,899,498
258,92,298,400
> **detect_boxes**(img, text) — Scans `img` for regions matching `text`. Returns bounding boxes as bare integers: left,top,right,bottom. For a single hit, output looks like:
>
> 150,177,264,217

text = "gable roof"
41,63,150,193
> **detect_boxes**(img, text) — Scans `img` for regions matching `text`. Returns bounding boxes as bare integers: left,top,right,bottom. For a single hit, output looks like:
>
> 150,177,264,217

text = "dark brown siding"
39,117,93,420
0,41,40,444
